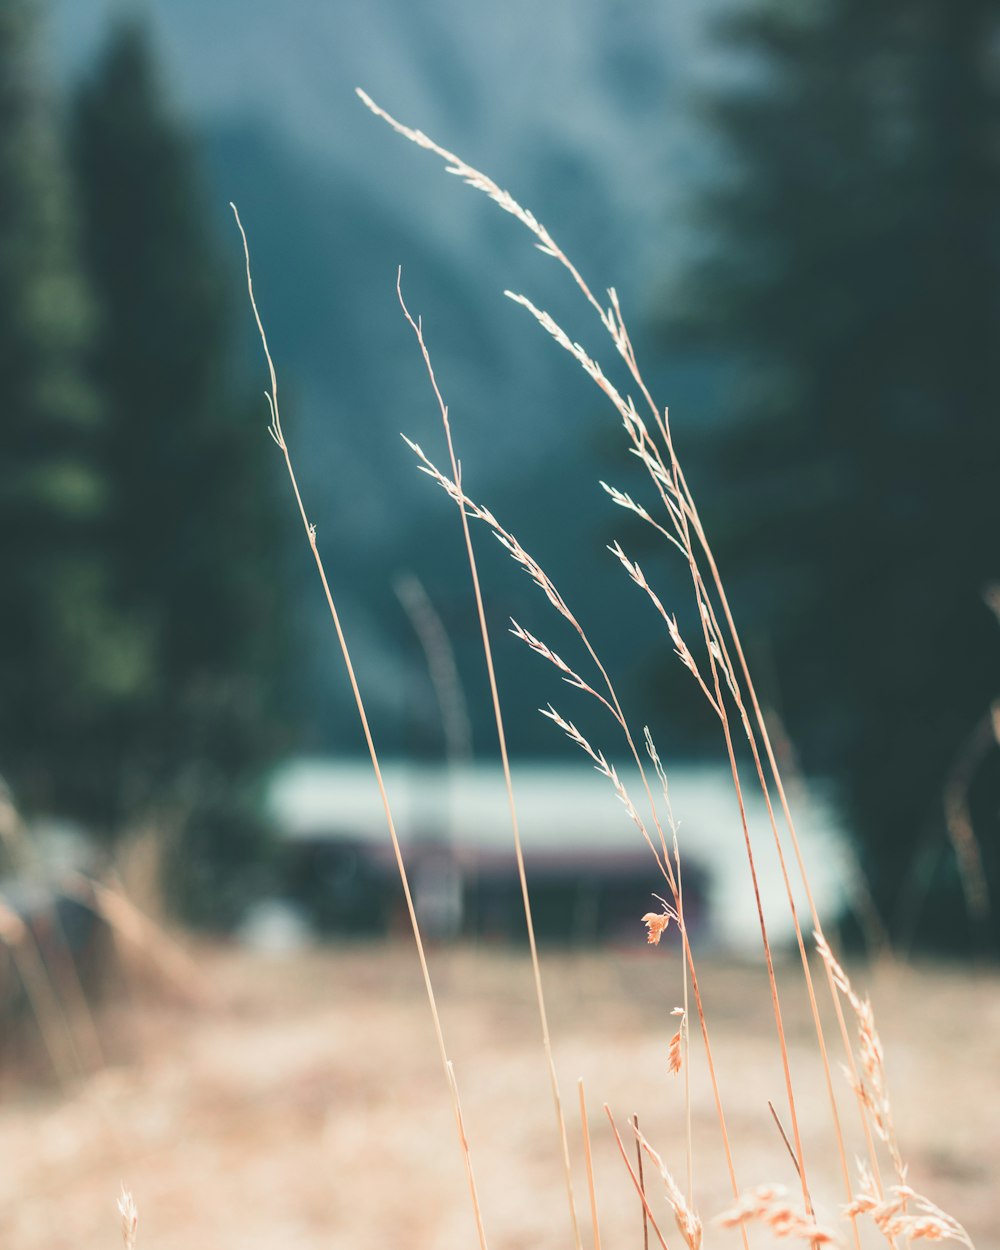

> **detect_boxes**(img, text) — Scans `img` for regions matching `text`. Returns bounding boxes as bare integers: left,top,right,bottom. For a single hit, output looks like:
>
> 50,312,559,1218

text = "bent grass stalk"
512,285,827,1224
357,89,940,1244
357,90,975,1245
604,1107,670,1250
225,99,976,1249
357,83,820,1203
231,204,489,1250
668,440,886,1227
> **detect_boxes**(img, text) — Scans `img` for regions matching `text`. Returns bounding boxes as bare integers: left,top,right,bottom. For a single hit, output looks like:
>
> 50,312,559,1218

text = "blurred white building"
268,758,853,953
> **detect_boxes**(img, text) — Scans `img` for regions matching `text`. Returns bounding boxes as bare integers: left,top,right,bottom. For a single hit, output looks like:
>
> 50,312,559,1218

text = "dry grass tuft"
845,1167,975,1247
716,1185,839,1243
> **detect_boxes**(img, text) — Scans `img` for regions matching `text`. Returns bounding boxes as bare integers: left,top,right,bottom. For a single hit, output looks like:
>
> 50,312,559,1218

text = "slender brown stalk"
635,1129,703,1250
604,1107,670,1250
578,1080,602,1250
681,946,743,1246
689,575,815,1218
668,435,887,1222
769,1101,802,1182
633,1114,649,1250
514,286,817,1219
613,380,866,1241
504,184,857,1239
232,205,488,1250
680,549,859,1195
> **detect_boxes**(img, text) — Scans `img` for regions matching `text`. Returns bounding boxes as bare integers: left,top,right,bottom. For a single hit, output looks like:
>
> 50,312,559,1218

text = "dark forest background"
2,0,997,949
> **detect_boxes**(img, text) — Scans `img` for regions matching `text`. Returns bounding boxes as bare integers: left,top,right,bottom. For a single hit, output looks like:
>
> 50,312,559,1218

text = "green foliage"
675,0,1000,949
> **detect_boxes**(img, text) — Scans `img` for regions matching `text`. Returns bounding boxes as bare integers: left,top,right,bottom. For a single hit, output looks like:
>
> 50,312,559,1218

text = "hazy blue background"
1,0,995,948
48,0,731,754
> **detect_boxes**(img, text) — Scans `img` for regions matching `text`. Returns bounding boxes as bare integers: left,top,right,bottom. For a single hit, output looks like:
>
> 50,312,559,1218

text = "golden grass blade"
603,1106,670,1250
633,1114,649,1250
578,1079,602,1250
231,204,489,1250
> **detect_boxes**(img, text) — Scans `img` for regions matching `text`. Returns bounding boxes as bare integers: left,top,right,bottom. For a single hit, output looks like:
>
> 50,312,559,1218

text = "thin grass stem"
232,204,489,1250
578,1079,602,1250
397,276,583,1250
604,1107,670,1250
402,435,746,1229
633,1114,649,1250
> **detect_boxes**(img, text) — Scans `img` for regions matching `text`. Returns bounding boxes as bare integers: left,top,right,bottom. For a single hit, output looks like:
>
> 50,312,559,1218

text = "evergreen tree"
69,19,288,916
0,0,124,822
674,1,1000,948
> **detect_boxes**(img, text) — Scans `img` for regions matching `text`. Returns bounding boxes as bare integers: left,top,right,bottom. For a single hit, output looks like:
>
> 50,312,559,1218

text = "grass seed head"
117,1187,138,1250
642,911,670,945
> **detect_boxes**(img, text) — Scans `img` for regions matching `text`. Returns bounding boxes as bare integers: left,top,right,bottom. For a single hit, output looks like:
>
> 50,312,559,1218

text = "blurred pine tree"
68,19,289,918
0,0,130,823
673,1,1000,950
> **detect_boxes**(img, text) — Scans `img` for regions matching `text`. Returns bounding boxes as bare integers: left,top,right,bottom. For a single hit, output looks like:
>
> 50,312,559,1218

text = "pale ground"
0,938,995,1249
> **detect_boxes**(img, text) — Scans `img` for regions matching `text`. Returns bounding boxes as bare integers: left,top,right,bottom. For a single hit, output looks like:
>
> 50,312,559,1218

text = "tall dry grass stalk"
233,94,975,1247
232,204,490,1250
357,85,836,1229
397,276,583,1250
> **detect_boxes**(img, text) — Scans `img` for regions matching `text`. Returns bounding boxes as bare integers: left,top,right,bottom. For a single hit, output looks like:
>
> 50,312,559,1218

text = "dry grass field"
0,939,994,1248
